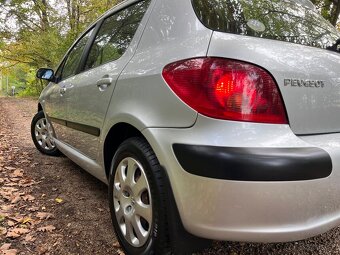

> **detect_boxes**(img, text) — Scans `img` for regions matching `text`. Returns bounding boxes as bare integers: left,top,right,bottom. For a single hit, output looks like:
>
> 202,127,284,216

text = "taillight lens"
162,57,288,124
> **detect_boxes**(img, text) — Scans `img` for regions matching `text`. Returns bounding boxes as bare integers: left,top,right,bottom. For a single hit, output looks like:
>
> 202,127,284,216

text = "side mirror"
36,68,55,82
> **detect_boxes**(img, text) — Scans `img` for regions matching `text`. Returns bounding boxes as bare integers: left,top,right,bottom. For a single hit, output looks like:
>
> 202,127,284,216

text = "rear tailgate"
208,32,340,135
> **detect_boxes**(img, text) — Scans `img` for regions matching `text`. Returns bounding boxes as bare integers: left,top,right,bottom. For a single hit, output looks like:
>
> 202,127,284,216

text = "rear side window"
61,27,94,80
192,0,340,51
85,0,151,70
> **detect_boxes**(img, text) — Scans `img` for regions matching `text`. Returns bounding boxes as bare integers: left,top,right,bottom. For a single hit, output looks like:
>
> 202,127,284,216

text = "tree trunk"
331,0,340,26
40,0,49,31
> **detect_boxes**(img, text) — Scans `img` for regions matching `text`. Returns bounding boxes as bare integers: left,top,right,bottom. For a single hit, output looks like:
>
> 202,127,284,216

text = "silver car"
31,0,340,254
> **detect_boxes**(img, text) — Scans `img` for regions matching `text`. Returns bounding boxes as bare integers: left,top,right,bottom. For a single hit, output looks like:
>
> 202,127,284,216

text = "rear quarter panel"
101,0,213,137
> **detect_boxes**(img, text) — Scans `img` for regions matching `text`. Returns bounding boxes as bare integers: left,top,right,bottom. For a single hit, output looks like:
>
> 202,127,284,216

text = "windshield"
192,0,340,52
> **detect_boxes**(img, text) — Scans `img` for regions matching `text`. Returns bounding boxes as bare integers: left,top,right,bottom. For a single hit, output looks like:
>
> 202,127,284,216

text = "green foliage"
0,0,122,96
310,0,340,26
17,68,45,97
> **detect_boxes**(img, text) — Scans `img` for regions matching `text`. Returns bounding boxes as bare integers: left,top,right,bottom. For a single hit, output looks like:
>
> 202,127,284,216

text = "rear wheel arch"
38,103,43,113
103,123,146,179
106,133,212,254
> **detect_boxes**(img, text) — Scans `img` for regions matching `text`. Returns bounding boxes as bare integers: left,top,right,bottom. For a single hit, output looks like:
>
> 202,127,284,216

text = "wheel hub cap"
35,118,55,151
113,157,152,247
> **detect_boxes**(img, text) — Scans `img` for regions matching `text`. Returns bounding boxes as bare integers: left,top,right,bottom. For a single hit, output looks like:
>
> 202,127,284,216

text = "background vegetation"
0,0,339,97
0,0,122,96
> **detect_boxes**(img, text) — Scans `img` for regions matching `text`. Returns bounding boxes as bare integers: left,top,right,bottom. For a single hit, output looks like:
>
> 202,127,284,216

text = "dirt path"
1,97,340,255
0,97,121,254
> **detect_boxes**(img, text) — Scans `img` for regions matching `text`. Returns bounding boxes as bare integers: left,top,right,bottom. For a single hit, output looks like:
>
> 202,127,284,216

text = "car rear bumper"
142,115,340,242
173,144,332,181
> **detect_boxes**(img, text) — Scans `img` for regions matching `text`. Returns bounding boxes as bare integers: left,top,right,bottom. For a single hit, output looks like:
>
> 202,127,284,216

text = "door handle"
60,87,66,95
97,77,112,87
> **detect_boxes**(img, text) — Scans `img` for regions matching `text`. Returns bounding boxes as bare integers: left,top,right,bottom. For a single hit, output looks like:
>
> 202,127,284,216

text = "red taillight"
162,58,288,124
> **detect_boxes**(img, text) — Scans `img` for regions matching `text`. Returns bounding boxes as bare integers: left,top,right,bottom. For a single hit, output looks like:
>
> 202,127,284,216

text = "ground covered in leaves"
0,97,123,254
2,97,340,255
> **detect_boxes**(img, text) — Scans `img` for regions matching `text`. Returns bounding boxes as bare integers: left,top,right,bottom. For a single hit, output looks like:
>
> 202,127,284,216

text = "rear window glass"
192,0,340,52
85,0,151,70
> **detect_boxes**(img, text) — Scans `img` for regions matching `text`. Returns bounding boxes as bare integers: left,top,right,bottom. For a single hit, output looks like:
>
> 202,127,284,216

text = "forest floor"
1,97,340,255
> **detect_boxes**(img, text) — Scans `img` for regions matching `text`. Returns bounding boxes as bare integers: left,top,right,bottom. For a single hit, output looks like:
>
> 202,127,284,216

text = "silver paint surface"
38,0,340,243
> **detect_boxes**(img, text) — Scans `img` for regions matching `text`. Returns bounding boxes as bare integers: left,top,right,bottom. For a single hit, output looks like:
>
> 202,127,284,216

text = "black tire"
109,137,171,255
31,111,60,156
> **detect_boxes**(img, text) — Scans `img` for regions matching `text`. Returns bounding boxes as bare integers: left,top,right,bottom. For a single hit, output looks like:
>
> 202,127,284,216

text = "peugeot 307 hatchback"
31,0,340,254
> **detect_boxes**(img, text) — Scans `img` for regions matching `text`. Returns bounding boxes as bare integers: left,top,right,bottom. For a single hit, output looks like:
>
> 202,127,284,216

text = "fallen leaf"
19,182,34,188
28,206,39,212
5,182,18,187
24,233,36,243
6,228,30,238
10,169,24,178
0,227,7,235
36,212,54,220
36,246,48,254
0,244,17,255
8,216,24,223
7,220,16,227
117,249,125,255
1,187,18,192
22,195,35,201
0,243,11,250
0,214,5,222
6,232,19,239
1,205,14,212
10,196,21,204
55,198,63,203
19,159,30,164
3,249,18,255
0,210,9,216
22,217,32,224
37,225,56,232
112,241,121,248
4,167,16,171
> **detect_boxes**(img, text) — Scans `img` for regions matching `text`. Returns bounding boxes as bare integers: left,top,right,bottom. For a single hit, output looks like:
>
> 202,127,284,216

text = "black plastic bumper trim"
173,144,332,181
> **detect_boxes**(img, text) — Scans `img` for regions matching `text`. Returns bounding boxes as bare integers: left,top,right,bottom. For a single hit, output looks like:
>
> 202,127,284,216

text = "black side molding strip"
173,144,332,181
49,117,100,137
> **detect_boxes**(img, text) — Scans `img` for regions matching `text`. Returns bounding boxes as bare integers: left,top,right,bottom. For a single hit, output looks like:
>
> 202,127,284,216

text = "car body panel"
142,115,340,242
55,139,107,183
42,78,75,143
208,32,340,135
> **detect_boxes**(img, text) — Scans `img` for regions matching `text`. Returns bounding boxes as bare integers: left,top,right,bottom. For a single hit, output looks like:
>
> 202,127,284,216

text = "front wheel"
31,111,60,156
109,137,171,255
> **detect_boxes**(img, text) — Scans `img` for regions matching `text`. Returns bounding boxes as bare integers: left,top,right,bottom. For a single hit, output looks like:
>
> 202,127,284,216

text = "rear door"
65,0,151,160
45,27,95,144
